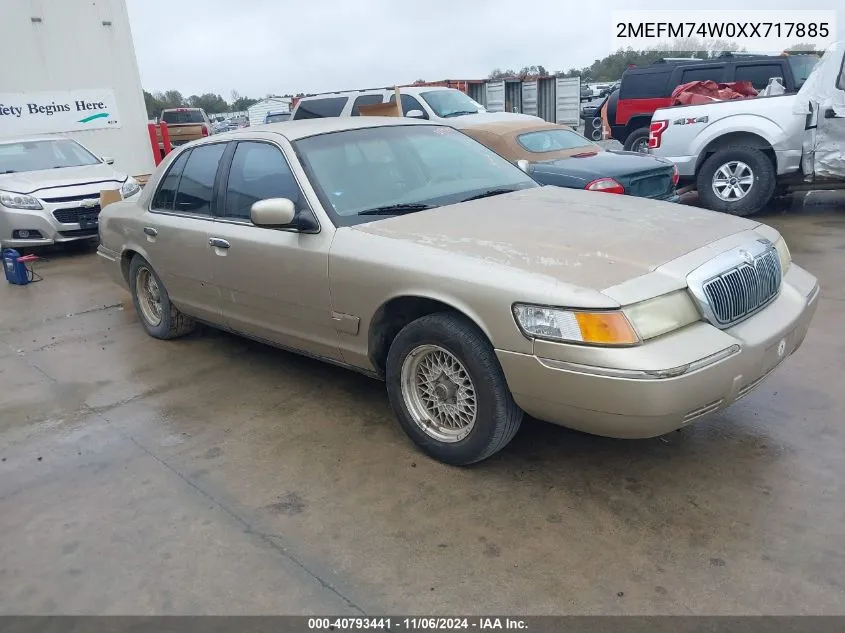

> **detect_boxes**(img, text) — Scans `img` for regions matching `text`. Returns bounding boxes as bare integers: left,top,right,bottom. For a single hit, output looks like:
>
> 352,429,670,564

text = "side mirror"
102,156,114,165
516,159,531,173
405,109,425,119
250,198,296,227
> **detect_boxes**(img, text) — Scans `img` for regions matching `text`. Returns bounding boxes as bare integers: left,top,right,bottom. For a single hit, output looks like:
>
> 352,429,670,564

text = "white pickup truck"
649,42,845,216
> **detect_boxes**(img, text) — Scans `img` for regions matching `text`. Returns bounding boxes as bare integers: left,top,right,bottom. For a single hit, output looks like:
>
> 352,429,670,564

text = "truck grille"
53,206,101,223
702,248,781,326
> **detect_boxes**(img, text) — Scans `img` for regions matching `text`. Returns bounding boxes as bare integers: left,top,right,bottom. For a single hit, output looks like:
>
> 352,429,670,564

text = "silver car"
97,118,818,465
0,137,141,248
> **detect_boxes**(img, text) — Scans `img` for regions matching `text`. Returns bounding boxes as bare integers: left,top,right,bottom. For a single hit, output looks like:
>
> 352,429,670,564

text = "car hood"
0,163,126,196
351,186,757,290
533,150,673,180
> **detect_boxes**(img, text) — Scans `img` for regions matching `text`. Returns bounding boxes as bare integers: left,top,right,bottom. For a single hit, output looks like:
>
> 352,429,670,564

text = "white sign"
0,89,121,137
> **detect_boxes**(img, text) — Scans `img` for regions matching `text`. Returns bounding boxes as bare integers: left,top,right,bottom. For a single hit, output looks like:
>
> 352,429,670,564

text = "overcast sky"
126,0,843,98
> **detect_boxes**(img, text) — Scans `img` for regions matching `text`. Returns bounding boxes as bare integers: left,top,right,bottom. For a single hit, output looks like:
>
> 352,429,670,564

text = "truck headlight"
774,236,791,273
0,190,43,210
622,290,701,341
512,304,640,346
120,177,141,199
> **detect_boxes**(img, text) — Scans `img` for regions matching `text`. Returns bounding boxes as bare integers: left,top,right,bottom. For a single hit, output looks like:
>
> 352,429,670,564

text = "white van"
290,86,542,125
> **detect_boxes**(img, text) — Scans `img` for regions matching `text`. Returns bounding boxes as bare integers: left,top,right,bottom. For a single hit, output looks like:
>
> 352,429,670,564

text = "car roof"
296,85,462,101
458,121,595,163
0,136,73,144
208,116,437,141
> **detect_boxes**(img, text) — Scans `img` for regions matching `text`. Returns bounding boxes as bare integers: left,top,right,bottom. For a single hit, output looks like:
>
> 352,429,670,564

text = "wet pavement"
1,193,843,615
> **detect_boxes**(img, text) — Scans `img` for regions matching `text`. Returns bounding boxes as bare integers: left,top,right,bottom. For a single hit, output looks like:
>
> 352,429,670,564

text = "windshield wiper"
458,188,518,203
442,110,479,118
357,203,435,216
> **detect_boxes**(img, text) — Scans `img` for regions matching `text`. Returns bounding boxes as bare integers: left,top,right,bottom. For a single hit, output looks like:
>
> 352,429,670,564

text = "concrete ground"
1,193,843,615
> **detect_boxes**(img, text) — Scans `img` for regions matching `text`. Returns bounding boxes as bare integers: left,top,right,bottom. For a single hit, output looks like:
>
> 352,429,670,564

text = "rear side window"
293,97,347,119
151,151,190,210
734,64,784,90
173,143,226,215
388,93,428,118
161,110,205,124
222,142,307,220
620,71,671,99
351,94,384,116
679,66,725,84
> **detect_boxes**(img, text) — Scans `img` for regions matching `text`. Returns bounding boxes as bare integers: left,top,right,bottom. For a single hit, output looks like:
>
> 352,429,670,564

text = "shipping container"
1,0,154,177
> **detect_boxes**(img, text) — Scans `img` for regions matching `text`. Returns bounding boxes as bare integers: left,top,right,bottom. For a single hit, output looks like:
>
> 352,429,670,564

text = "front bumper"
0,190,138,248
497,264,819,438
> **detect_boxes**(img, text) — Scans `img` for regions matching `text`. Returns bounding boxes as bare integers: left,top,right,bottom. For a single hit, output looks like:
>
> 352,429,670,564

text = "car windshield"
0,139,101,173
516,128,596,153
294,125,537,226
787,55,821,89
161,110,205,124
420,90,485,118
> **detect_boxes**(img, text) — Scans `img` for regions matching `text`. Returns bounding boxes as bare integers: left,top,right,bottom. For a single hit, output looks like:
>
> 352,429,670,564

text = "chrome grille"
702,247,781,326
53,206,101,223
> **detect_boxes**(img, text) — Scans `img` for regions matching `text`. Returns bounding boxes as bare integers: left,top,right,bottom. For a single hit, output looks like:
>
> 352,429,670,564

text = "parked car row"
95,115,818,465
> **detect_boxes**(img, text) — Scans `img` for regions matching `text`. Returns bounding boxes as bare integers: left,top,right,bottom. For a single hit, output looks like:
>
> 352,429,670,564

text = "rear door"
144,142,227,322
209,139,341,360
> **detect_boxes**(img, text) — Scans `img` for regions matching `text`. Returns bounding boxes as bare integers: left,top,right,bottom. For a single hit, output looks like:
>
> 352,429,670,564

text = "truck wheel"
385,312,523,466
623,127,650,153
696,147,776,216
128,255,195,340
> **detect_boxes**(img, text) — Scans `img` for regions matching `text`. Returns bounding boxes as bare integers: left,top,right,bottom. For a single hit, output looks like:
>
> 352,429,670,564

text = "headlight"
120,177,141,199
622,290,701,341
774,236,791,273
0,190,42,210
512,304,640,346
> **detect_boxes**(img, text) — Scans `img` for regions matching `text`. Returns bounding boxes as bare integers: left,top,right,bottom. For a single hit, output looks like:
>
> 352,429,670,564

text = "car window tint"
151,150,190,211
620,71,670,98
173,143,226,215
162,110,205,124
388,93,428,117
735,64,784,90
680,66,724,84
351,94,384,116
223,142,306,220
293,97,347,119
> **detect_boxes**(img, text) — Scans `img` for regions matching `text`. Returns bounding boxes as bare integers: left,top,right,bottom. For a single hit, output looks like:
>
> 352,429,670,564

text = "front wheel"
385,313,523,465
696,147,776,216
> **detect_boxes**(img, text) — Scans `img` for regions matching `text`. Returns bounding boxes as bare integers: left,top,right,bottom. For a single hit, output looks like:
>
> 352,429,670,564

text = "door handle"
143,226,157,236
209,237,230,249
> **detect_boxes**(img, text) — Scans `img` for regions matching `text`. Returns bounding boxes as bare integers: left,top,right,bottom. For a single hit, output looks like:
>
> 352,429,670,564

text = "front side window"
388,94,428,118
735,64,784,90
172,143,226,215
151,150,190,210
419,90,484,118
293,97,347,120
517,129,594,153
294,125,536,226
222,142,306,220
0,139,101,173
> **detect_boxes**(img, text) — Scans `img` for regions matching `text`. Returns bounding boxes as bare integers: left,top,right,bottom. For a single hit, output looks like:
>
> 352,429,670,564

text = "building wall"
0,0,154,176
247,98,292,127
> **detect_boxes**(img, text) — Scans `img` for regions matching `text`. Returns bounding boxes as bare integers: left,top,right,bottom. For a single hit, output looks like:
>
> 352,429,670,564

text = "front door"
209,140,341,361
142,143,227,323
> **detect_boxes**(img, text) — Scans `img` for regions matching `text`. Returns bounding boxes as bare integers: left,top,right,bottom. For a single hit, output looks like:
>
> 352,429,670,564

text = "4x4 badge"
672,116,708,125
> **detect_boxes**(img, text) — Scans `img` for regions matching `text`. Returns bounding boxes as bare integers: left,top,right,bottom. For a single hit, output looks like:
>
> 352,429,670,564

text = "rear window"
293,97,347,120
787,55,820,89
161,110,205,124
679,66,725,85
620,70,671,99
734,64,784,90
517,129,593,153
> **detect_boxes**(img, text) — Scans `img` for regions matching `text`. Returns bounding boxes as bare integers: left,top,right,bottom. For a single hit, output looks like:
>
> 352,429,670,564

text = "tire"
385,312,523,466
623,127,650,153
128,255,195,339
696,147,776,216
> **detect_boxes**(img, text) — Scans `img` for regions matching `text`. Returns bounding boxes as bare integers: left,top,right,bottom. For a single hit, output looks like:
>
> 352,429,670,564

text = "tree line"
143,89,306,119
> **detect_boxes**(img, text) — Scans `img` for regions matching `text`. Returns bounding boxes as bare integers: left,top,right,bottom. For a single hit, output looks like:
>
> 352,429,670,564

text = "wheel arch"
367,294,493,377
694,131,777,174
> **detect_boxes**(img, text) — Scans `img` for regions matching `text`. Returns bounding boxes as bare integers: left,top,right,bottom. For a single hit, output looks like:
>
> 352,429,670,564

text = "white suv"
291,86,542,125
